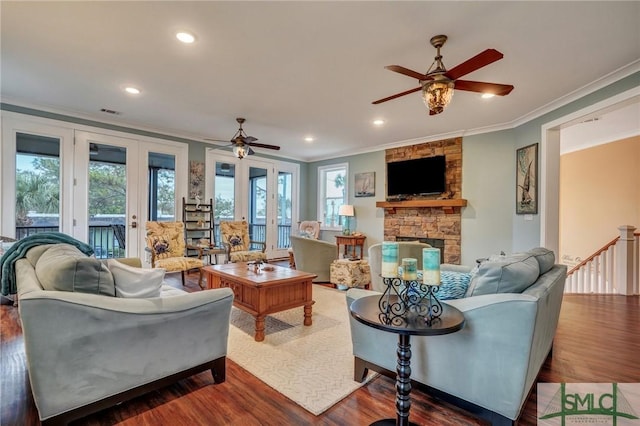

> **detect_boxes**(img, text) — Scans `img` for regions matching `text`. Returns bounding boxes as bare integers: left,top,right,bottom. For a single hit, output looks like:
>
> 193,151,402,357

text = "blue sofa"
346,248,567,425
15,243,234,425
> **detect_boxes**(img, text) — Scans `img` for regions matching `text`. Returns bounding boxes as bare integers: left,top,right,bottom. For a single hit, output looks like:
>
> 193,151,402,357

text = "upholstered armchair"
219,220,267,263
288,220,322,267
145,221,204,287
289,235,337,282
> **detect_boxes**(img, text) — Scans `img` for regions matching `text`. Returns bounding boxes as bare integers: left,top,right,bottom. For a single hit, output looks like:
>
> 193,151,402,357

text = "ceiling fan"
205,118,280,159
373,35,514,115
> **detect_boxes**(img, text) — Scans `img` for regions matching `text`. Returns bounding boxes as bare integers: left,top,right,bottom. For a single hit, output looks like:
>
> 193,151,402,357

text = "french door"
73,131,143,257
74,131,186,259
206,150,299,260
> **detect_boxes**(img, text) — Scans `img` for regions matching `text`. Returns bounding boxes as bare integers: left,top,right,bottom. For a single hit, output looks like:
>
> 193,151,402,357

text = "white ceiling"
1,1,639,162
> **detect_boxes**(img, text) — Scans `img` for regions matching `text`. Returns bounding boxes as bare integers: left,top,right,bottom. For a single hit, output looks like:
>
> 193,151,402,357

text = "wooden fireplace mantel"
375,199,467,214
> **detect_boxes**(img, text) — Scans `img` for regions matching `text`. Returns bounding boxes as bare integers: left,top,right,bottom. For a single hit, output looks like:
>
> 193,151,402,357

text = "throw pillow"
465,253,540,297
35,244,115,296
437,271,472,300
106,259,164,298
527,247,555,275
227,234,245,252
151,238,172,259
407,271,471,300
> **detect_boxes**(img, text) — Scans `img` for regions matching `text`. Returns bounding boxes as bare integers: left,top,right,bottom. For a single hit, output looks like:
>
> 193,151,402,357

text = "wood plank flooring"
1,269,638,426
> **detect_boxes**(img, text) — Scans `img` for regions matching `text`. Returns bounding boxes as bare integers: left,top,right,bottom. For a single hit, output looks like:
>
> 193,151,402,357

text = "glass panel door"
15,133,61,238
87,142,128,258
247,165,268,249
276,170,293,249
214,161,236,247
148,152,176,222
74,131,139,258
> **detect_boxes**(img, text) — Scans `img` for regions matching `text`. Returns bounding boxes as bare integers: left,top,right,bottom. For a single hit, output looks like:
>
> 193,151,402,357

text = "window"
317,163,348,229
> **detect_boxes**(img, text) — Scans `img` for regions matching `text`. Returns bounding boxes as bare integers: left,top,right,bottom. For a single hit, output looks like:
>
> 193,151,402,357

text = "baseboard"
40,357,226,426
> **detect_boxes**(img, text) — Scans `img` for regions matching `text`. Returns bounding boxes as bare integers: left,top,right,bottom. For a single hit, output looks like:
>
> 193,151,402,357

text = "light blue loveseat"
15,243,234,425
346,248,566,425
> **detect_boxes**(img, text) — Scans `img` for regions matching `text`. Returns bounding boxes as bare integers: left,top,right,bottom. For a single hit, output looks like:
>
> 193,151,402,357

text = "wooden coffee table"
202,263,317,342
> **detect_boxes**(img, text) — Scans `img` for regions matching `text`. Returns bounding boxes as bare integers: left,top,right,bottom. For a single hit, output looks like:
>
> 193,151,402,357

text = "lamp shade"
338,204,355,217
233,144,248,159
421,75,454,114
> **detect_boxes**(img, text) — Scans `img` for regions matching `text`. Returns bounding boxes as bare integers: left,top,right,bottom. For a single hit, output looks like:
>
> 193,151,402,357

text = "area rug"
227,285,377,416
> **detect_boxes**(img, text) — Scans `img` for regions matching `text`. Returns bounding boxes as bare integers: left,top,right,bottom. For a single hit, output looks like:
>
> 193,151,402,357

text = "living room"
1,2,639,425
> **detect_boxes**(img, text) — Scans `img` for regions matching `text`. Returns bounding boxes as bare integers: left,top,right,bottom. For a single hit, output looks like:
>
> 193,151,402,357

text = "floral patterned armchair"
145,221,204,288
219,220,267,263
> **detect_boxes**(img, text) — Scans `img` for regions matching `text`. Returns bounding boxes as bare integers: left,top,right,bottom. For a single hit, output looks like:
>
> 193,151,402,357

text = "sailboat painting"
355,172,375,197
516,143,538,214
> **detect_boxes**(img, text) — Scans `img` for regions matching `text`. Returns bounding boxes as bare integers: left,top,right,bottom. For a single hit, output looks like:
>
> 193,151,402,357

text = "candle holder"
405,280,443,326
379,277,443,326
377,276,406,326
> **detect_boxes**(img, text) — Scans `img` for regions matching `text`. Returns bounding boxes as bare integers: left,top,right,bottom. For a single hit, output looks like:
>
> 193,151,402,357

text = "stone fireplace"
396,236,445,263
380,137,464,264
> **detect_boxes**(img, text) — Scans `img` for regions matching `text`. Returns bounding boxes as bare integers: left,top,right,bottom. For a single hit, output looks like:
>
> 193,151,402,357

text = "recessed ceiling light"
481,93,495,99
304,136,314,143
124,87,140,95
176,32,195,44
373,119,385,126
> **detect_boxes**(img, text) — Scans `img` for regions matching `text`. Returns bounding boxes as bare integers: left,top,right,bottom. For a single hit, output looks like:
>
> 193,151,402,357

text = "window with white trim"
317,163,348,229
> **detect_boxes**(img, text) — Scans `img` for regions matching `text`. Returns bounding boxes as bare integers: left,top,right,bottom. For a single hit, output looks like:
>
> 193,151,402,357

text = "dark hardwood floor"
2,266,638,426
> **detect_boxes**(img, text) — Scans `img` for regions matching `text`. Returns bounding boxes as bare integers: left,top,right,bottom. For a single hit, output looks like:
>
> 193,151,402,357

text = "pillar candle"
422,248,441,285
401,258,418,280
381,242,399,277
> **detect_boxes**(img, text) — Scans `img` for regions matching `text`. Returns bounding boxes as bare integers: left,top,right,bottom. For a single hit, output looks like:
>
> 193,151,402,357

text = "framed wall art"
355,172,375,197
516,143,538,214
189,160,205,199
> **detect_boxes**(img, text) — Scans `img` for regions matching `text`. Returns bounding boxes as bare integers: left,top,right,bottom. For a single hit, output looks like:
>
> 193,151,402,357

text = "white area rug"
227,285,377,416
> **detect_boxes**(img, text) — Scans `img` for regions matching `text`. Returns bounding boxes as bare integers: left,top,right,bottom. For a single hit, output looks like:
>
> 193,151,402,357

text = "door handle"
131,214,137,228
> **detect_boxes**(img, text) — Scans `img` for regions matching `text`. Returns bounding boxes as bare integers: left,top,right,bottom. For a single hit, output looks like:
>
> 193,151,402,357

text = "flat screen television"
386,155,446,197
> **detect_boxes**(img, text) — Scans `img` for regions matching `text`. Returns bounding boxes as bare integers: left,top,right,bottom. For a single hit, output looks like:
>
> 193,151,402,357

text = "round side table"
350,295,465,426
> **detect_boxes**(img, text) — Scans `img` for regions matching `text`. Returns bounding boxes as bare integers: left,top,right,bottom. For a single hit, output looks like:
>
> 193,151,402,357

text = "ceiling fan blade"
204,138,232,143
454,80,514,96
372,86,421,104
247,146,255,156
445,49,504,81
242,136,258,143
248,142,281,151
385,65,427,81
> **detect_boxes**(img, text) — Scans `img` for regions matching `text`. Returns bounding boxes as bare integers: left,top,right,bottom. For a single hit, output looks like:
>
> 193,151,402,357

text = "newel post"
616,225,637,295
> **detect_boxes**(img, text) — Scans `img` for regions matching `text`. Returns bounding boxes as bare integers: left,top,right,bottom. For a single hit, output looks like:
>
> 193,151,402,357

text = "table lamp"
338,204,355,235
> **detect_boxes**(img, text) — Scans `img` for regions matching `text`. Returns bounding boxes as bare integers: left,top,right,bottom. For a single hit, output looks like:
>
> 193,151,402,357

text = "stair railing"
565,226,639,295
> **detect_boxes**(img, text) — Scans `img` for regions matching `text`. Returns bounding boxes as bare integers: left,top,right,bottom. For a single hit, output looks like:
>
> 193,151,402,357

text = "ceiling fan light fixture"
233,143,248,159
421,75,454,114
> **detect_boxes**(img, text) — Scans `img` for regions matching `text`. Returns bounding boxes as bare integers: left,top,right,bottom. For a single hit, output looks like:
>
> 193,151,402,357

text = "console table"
335,234,366,259
349,294,465,426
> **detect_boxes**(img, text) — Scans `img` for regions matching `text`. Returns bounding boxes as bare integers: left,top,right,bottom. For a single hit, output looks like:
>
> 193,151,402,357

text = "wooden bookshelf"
375,199,467,214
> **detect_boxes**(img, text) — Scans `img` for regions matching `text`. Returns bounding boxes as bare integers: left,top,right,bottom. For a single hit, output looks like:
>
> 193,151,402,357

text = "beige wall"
559,136,640,264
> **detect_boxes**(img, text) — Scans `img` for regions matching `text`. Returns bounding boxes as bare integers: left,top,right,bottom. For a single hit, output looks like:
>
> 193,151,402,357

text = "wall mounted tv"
386,155,446,198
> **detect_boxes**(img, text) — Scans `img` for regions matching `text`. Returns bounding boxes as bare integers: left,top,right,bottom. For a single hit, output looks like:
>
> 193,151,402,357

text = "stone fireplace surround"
381,137,463,264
